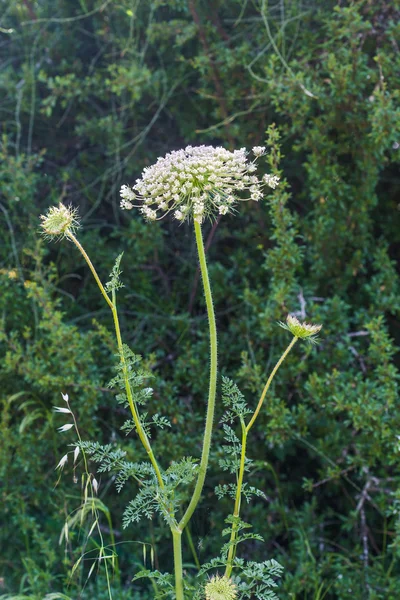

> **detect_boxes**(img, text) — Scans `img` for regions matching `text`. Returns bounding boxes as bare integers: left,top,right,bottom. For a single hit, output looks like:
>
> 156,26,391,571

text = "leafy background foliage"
0,0,399,598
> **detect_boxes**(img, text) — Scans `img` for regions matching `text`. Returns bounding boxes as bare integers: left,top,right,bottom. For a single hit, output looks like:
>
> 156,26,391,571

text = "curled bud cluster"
204,575,237,600
120,145,280,223
279,314,322,343
40,203,79,239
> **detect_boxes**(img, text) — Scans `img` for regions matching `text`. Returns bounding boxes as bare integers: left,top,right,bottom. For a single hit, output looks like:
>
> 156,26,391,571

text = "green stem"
111,289,164,489
246,336,298,434
185,524,201,570
225,420,247,578
172,529,185,600
225,336,298,577
66,231,114,310
68,231,164,489
179,221,218,531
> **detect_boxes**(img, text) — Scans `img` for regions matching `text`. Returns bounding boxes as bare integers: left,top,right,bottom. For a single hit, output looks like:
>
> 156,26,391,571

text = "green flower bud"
40,203,79,239
279,314,322,343
205,575,237,600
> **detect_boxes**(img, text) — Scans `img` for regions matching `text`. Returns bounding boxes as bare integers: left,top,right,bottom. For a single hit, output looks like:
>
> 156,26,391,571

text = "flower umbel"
120,145,279,223
40,203,79,239
279,314,322,343
205,575,237,600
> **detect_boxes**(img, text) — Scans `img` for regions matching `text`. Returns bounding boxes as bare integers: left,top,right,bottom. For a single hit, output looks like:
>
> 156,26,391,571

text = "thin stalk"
66,231,114,310
111,288,164,489
172,529,185,600
246,336,298,434
225,336,298,577
225,420,247,578
185,525,201,570
179,221,218,530
70,402,119,593
67,231,164,489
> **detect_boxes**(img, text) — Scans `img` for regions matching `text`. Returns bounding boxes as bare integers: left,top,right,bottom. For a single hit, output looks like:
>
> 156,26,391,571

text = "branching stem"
225,337,298,577
67,231,164,489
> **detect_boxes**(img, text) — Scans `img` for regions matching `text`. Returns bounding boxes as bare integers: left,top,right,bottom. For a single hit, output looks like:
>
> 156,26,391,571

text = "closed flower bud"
40,203,79,239
205,575,237,600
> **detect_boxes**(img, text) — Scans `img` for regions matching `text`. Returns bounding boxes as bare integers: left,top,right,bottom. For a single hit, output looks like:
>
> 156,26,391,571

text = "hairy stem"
111,288,164,488
225,336,298,577
225,420,247,578
179,221,218,530
67,231,164,489
66,231,114,310
246,336,298,434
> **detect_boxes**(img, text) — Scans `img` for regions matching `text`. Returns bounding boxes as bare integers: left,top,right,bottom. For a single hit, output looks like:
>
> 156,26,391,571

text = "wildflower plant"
41,142,321,600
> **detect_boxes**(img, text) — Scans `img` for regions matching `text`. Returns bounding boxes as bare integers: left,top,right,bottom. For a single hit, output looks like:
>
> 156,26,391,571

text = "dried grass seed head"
120,145,279,223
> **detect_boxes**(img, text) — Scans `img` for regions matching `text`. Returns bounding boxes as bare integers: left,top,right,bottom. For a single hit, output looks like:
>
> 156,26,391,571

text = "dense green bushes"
0,1,399,598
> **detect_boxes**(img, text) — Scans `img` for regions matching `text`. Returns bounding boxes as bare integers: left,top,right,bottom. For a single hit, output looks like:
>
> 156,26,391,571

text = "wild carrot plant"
40,141,321,600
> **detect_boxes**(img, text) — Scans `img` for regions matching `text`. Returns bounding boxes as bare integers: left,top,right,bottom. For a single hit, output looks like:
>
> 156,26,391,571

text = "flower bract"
279,314,322,343
120,145,280,223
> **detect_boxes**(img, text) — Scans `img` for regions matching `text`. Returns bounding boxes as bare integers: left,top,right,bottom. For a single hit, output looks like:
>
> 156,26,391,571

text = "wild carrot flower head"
279,314,322,343
120,145,279,223
204,575,237,600
40,203,79,239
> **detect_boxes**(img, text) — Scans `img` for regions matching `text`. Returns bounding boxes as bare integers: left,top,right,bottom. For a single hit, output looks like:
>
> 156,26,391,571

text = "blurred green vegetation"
0,0,399,598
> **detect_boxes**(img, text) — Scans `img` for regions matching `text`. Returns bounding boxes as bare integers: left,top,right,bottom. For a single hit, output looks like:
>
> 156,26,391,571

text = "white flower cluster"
263,173,280,189
120,145,279,223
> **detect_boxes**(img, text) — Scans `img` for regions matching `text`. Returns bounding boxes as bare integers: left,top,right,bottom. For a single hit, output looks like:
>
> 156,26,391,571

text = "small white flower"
174,210,184,221
252,146,266,156
141,207,157,220
74,446,80,463
55,454,68,470
53,406,71,414
263,173,280,189
61,393,69,403
120,184,136,201
120,199,133,210
58,423,74,433
92,477,99,494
